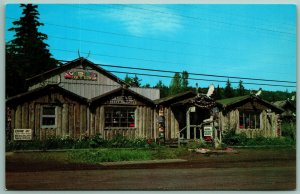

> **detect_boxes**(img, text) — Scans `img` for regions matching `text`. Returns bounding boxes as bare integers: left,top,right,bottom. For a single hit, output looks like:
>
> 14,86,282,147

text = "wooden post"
186,107,190,140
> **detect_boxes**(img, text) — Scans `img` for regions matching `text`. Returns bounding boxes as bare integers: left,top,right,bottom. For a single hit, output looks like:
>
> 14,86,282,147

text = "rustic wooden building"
6,84,88,140
88,87,156,140
216,95,284,138
154,91,220,144
6,57,159,140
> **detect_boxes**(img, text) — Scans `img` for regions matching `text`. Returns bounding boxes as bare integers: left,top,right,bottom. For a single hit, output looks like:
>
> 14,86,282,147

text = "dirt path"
5,148,296,190
6,163,295,190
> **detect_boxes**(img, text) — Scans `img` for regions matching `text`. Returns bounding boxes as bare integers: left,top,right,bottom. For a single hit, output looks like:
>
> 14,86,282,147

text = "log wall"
8,92,87,140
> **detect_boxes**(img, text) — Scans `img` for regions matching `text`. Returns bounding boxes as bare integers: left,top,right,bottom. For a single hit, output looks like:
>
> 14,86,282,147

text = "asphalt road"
6,159,296,190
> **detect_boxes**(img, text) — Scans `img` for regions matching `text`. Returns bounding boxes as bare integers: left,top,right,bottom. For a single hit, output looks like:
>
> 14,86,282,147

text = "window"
41,106,57,128
239,111,260,129
105,107,135,128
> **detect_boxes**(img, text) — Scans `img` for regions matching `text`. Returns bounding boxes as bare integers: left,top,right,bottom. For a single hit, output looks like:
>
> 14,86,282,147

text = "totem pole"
158,105,165,145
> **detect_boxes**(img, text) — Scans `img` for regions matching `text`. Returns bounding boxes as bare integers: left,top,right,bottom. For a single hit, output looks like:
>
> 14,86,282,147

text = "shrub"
222,129,248,146
186,140,210,149
281,122,296,142
67,149,153,163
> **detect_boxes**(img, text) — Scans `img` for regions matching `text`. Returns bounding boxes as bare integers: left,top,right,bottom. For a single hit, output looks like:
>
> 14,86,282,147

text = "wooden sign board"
14,129,32,140
203,126,213,137
105,96,137,105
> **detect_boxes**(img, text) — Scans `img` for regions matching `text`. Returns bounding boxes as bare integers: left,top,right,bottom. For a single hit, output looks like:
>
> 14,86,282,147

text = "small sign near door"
204,126,213,136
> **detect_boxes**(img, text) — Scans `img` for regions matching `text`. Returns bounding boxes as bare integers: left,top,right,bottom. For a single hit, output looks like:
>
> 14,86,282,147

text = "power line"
106,70,296,88
6,16,295,57
54,48,294,78
58,59,296,85
46,35,294,66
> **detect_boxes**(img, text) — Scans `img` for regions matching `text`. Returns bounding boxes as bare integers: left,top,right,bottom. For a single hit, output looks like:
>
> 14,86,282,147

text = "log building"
6,58,159,140
6,57,284,142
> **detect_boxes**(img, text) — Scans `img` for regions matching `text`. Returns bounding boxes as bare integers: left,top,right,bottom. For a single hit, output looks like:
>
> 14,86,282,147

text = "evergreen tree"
124,74,141,87
154,80,168,98
6,4,57,97
237,80,245,96
224,79,234,98
169,72,181,96
213,84,223,100
181,71,189,92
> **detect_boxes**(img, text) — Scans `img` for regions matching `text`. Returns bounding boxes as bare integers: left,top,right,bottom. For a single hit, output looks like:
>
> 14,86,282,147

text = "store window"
105,107,136,128
239,111,260,129
41,106,57,128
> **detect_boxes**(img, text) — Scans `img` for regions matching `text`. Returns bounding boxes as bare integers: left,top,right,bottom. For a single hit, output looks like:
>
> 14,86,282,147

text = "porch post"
186,107,190,139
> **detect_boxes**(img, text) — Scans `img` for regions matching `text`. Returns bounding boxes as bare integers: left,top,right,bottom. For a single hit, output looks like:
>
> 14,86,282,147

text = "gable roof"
90,87,155,106
25,57,128,87
154,90,197,105
6,84,88,105
217,95,284,113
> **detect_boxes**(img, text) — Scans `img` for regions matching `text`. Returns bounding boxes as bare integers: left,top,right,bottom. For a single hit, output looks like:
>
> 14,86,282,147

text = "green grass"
67,148,188,164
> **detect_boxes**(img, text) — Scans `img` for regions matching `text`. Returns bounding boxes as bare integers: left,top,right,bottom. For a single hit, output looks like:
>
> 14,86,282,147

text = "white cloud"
103,5,182,36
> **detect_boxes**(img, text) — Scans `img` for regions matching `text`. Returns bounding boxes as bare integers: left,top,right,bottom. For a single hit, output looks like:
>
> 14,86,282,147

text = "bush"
281,122,296,142
222,129,248,146
186,140,210,149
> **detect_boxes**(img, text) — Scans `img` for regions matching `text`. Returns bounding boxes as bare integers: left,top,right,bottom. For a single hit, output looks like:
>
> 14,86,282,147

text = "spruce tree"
6,4,57,97
237,80,246,96
224,79,234,98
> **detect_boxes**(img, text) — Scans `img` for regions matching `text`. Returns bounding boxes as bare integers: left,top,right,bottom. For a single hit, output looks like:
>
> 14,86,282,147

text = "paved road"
6,160,296,190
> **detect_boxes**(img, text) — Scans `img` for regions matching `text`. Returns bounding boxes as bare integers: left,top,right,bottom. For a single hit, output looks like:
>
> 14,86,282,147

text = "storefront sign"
105,96,137,105
64,71,97,81
14,129,32,140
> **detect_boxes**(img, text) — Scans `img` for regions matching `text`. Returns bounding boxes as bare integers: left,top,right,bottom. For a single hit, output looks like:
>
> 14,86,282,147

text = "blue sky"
5,4,296,92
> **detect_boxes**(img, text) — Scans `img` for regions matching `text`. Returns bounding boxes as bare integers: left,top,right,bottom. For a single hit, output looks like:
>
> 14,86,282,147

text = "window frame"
104,106,136,129
40,106,57,128
239,110,261,129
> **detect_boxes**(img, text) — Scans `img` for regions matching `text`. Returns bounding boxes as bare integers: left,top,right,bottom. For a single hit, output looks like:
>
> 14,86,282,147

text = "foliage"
6,4,57,97
237,80,246,96
181,71,189,92
154,80,169,98
186,140,210,149
222,129,248,146
224,79,234,98
67,149,153,163
6,134,159,151
281,122,296,142
169,72,182,96
222,129,295,147
124,74,142,87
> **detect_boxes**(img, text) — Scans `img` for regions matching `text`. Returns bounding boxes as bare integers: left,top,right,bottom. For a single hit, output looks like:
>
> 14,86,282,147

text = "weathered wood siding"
88,105,156,140
28,65,160,100
28,65,121,99
220,109,280,138
8,92,87,140
163,107,180,140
